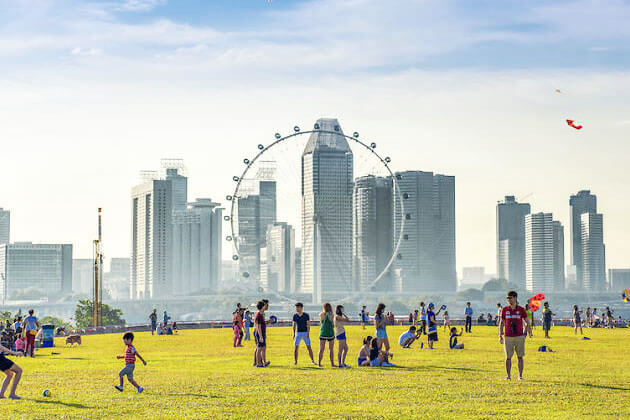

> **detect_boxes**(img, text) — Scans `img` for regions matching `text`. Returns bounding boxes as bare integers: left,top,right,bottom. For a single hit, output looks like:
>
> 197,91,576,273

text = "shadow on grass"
580,383,630,391
33,399,90,409
397,365,486,373
170,393,222,398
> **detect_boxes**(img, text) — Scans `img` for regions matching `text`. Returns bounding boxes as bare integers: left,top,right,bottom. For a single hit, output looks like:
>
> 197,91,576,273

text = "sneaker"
137,387,144,394
264,361,270,367
114,385,123,392
504,376,511,380
8,395,21,400
518,377,524,381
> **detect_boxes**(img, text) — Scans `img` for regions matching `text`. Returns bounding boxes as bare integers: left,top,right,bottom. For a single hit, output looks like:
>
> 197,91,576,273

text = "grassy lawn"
1,325,628,419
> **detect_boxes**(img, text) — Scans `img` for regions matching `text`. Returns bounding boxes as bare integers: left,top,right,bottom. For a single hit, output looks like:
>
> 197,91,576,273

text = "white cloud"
71,46,103,56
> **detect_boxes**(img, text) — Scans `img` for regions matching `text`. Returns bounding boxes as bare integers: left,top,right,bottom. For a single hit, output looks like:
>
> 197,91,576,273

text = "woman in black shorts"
0,343,23,399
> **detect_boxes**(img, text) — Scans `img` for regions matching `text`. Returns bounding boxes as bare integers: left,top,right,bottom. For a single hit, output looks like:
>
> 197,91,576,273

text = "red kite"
566,119,583,130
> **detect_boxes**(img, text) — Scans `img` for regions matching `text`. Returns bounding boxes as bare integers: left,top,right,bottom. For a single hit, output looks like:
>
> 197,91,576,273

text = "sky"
0,0,629,276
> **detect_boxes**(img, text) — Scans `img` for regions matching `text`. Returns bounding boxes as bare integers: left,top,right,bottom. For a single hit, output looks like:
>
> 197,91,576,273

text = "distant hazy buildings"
496,196,531,288
524,214,564,292
570,190,597,289
264,222,295,293
163,160,188,212
0,242,72,299
172,199,222,295
461,266,485,287
0,208,9,245
608,269,630,290
301,118,354,302
130,176,173,299
353,175,393,291
72,258,93,295
392,170,456,292
581,212,606,291
105,257,130,300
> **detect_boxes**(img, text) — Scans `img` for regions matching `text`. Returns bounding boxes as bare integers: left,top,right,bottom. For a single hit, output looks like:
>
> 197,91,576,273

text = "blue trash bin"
42,324,55,348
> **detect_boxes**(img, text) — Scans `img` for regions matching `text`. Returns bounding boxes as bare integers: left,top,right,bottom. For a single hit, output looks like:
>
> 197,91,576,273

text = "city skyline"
1,0,630,277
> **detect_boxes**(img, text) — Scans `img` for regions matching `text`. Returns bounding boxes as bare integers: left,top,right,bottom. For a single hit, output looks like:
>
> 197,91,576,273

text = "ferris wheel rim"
227,127,406,293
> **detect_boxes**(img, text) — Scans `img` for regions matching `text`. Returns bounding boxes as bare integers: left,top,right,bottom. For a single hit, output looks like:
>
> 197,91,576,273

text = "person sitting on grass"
449,327,464,350
357,336,372,366
398,326,421,348
13,336,25,356
0,343,23,400
368,338,395,367
171,322,178,333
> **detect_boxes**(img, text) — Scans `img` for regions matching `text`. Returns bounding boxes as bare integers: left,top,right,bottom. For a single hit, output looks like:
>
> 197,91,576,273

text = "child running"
115,332,146,393
357,336,372,366
449,327,464,349
0,343,22,400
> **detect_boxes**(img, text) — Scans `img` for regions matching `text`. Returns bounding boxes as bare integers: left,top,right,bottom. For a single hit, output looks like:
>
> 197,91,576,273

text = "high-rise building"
163,161,188,212
496,196,531,288
461,267,485,287
130,177,173,299
566,265,577,289
581,212,606,291
392,171,456,292
72,258,93,295
552,221,565,291
294,248,302,292
301,118,353,302
353,175,393,291
570,190,597,289
608,269,630,290
261,222,295,293
525,213,554,292
0,208,9,245
0,242,72,299
236,179,277,282
105,258,131,300
172,198,222,295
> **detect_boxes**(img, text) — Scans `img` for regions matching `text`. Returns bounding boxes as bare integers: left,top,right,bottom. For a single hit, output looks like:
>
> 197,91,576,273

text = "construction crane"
93,208,104,327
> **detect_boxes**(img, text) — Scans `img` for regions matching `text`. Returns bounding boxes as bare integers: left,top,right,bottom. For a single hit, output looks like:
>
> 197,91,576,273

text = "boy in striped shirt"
115,332,147,393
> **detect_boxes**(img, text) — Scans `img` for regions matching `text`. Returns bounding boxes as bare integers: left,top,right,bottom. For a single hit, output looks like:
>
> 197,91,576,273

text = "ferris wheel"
224,119,405,303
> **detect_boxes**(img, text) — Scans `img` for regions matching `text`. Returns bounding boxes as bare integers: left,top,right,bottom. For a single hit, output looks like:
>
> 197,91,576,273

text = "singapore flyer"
225,118,404,303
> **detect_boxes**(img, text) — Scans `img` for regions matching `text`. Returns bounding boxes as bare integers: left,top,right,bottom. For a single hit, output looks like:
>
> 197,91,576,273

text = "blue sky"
0,0,629,275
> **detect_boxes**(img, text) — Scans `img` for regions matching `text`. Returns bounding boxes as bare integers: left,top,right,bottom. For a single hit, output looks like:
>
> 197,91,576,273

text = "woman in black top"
0,343,22,399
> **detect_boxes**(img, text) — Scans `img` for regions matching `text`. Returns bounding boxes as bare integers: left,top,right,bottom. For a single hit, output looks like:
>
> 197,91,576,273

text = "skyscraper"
353,175,393,291
0,242,72,299
392,171,456,292
496,196,531,288
0,208,9,245
552,221,565,291
261,222,295,293
163,160,188,212
236,179,277,282
581,212,606,291
525,213,554,292
130,177,173,299
302,118,353,302
570,190,597,289
172,198,223,295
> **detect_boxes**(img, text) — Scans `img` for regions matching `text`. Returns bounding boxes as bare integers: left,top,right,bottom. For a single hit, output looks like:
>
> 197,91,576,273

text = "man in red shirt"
498,291,531,380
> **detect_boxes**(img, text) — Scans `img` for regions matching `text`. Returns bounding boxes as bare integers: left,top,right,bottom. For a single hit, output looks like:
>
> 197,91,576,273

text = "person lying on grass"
0,343,23,400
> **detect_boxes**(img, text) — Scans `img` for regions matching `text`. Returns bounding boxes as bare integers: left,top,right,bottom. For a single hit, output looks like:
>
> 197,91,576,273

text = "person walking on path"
498,291,531,381
464,302,473,333
318,303,336,367
22,309,38,357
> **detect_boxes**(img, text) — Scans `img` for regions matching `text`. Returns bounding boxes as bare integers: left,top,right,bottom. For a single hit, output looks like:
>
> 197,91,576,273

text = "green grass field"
1,325,628,419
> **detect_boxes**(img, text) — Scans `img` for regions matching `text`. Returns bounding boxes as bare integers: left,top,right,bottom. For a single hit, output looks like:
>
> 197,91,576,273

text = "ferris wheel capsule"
314,123,320,130
370,142,376,148
334,125,340,131
258,144,264,150
294,126,300,132
226,236,232,241
385,157,391,163
224,215,231,221
233,176,240,181
226,195,232,201
275,133,281,139
353,132,359,138
243,158,250,164
232,255,239,261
